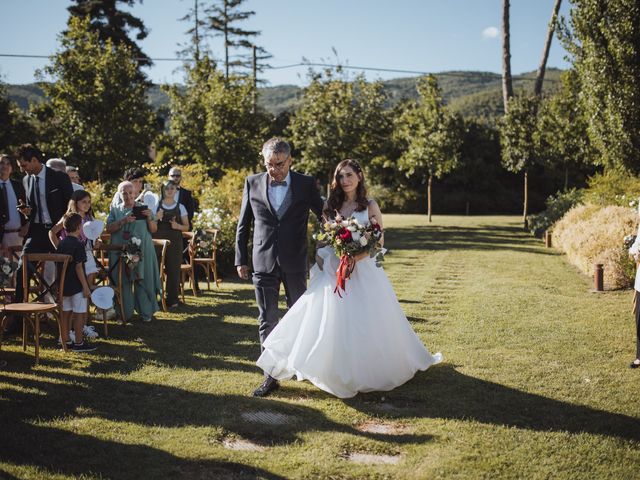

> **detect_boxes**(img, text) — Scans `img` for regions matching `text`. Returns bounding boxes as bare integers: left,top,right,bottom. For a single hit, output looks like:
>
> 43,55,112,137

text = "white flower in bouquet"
351,230,361,242
359,236,368,247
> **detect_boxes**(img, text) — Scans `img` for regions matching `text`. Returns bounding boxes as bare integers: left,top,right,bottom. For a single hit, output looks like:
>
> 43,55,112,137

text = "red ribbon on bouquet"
334,254,355,297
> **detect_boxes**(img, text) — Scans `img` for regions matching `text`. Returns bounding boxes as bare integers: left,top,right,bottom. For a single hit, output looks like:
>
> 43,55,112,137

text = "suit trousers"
14,224,55,303
252,265,306,352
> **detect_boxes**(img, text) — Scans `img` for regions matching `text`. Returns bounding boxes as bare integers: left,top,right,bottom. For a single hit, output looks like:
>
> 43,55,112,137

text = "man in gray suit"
236,137,324,397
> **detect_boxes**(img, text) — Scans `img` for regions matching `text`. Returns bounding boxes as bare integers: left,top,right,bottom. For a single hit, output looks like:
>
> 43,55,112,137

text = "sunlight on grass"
1,215,639,479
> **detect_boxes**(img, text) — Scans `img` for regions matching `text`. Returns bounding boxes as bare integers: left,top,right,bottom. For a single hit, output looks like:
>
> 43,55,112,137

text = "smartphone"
132,205,147,220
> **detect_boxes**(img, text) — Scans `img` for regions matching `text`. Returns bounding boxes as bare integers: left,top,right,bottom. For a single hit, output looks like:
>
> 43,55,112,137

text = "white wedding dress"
257,207,443,398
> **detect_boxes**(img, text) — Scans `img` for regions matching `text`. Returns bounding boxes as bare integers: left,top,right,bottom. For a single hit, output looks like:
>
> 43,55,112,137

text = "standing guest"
14,144,73,304
49,190,101,341
628,224,640,369
153,180,189,308
46,158,67,172
235,137,324,397
65,166,84,191
110,167,147,208
56,213,95,352
168,167,196,229
0,154,27,256
106,181,161,323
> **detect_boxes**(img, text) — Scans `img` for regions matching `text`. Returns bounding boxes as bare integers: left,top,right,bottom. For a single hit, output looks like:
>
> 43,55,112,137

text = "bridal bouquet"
316,214,384,296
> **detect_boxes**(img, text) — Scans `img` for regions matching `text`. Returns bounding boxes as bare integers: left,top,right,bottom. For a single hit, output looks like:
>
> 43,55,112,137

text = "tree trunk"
251,44,257,114
427,174,433,223
534,0,562,97
523,169,529,226
564,165,569,191
194,0,200,61
502,0,514,113
224,0,229,80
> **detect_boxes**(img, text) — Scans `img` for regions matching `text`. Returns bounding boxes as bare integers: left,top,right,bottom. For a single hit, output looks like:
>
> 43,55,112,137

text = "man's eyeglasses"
169,173,182,178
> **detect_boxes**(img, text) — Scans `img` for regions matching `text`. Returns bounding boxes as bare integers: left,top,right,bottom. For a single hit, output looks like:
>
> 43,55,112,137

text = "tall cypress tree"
67,0,151,68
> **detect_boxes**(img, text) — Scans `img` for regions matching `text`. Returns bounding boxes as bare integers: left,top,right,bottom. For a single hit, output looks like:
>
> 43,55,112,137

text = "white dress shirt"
0,179,20,229
267,172,291,212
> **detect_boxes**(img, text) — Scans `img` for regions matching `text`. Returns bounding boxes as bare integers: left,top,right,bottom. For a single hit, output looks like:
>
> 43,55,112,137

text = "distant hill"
6,68,563,123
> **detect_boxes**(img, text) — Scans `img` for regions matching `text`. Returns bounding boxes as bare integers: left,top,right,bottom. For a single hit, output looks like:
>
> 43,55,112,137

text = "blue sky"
1,0,573,86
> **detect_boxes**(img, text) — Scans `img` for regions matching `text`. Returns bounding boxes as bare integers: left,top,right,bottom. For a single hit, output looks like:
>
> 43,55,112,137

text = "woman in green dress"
106,181,162,323
153,180,189,308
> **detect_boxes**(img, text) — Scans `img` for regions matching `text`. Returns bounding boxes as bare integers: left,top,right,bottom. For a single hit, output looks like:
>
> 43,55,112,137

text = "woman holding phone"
106,181,162,323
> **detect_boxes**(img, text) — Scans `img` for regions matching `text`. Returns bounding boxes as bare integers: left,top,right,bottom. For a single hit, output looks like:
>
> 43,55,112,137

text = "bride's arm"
369,199,384,247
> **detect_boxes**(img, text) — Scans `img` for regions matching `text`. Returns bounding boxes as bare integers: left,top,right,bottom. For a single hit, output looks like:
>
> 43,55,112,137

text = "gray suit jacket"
235,170,323,273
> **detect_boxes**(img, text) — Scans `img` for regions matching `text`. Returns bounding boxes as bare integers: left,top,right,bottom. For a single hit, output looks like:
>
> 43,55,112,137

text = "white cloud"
482,26,499,39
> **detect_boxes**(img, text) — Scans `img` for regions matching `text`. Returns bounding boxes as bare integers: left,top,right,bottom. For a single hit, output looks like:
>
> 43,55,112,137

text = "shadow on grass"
385,223,558,256
345,364,640,442
0,367,434,478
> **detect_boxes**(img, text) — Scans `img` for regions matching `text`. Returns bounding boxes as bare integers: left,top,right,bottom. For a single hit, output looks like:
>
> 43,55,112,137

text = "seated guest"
65,165,84,191
153,180,189,308
106,181,161,323
56,213,95,352
0,154,27,257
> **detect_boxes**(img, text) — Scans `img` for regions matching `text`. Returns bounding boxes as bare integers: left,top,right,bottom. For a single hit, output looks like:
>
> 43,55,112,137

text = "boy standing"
57,213,95,352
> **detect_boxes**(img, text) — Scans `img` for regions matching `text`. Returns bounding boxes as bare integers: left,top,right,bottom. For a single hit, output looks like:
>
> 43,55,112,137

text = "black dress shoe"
252,377,279,397
630,360,640,369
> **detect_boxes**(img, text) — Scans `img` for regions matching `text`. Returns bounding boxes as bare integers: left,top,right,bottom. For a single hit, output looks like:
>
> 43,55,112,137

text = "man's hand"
237,265,250,280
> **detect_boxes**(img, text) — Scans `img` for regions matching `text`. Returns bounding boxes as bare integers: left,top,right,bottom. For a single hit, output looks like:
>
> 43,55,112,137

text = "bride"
257,159,442,398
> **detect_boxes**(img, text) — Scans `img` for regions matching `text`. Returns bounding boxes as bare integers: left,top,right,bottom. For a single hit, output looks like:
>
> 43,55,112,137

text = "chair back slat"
21,253,72,305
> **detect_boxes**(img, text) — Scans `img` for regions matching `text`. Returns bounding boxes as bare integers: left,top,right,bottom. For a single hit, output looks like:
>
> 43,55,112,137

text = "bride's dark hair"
325,159,368,218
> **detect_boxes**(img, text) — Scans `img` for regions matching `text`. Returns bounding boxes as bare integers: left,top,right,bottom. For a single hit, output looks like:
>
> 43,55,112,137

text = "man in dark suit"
0,154,27,254
14,144,73,302
235,137,324,397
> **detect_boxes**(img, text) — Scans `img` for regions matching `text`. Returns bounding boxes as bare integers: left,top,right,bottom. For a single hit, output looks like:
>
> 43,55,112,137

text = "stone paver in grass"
343,452,401,465
356,421,407,435
241,410,296,425
222,437,267,452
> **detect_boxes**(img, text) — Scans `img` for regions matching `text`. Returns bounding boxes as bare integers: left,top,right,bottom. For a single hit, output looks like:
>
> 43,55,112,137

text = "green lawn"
1,215,639,479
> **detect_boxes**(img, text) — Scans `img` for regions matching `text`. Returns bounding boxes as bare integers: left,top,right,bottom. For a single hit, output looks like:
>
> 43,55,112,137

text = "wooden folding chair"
0,253,71,364
193,229,221,290
180,232,198,301
152,239,170,312
94,241,126,337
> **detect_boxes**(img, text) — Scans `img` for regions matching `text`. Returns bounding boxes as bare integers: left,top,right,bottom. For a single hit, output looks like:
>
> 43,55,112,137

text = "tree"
67,0,151,68
499,94,540,222
535,70,593,190
162,55,268,177
559,0,640,173
502,0,514,112
178,0,210,61
395,75,462,222
36,16,157,181
0,82,36,152
534,0,563,96
206,0,266,80
288,70,391,183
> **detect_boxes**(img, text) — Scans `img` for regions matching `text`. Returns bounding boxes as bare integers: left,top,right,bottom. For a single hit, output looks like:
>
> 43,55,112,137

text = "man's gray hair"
262,137,291,161
46,158,67,172
66,165,78,173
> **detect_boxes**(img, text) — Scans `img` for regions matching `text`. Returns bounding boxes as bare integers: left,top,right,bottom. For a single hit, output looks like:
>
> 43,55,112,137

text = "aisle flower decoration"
123,236,142,279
